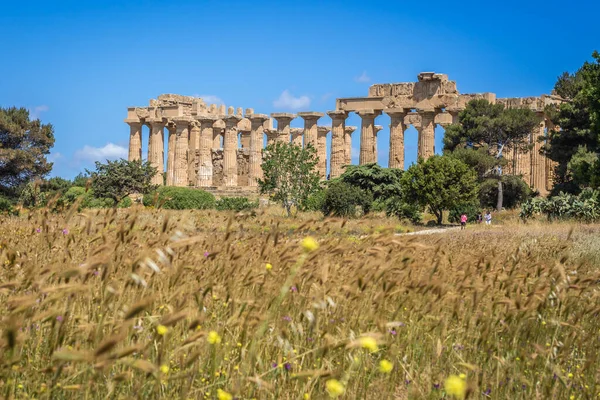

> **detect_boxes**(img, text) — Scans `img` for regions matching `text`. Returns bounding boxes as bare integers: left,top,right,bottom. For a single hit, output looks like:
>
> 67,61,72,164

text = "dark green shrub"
479,176,531,209
0,196,15,215
215,197,258,212
301,190,326,212
321,181,373,218
143,186,215,210
117,197,133,208
385,197,422,224
448,202,481,224
62,186,86,206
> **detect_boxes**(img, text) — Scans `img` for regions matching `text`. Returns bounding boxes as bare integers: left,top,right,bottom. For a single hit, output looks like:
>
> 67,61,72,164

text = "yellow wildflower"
568,373,574,378
265,263,272,271
444,375,467,399
304,394,310,399
160,364,169,374
208,331,222,345
379,359,393,373
359,336,379,353
459,373,466,379
156,325,168,336
325,379,345,398
217,389,233,400
301,237,319,252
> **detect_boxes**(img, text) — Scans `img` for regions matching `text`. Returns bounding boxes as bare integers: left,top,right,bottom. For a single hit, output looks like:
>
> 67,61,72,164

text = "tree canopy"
338,163,403,201
401,155,479,225
443,99,539,209
258,142,321,217
545,51,600,194
0,107,55,197
88,159,157,204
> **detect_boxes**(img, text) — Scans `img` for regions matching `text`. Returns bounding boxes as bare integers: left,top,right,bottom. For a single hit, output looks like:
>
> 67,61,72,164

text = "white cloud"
30,105,49,119
273,90,311,110
193,94,224,105
354,71,371,83
74,143,128,164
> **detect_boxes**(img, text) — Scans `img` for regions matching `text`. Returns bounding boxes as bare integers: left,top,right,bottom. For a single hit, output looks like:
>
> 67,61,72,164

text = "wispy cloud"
273,90,311,110
194,94,225,105
74,143,128,164
354,71,371,83
30,105,49,119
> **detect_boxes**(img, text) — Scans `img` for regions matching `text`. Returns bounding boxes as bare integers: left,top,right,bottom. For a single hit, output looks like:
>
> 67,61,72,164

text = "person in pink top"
460,213,467,230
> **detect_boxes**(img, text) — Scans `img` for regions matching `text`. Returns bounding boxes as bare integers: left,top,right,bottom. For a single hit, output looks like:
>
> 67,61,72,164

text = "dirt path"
398,226,461,236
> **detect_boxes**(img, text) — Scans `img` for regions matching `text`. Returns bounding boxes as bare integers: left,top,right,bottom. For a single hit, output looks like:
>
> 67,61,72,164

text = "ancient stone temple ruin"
125,72,563,195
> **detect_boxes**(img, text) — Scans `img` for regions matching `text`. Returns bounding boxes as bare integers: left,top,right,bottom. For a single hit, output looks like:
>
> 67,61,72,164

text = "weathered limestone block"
173,118,191,187
531,116,546,192
188,121,200,186
211,149,224,186
248,114,268,187
417,109,435,160
327,110,348,178
386,109,407,170
223,115,242,187
148,119,165,185
213,119,225,149
271,113,296,143
356,110,381,165
125,120,143,162
166,121,176,186
373,125,383,164
197,115,217,187
317,126,330,179
344,126,357,166
291,128,303,146
298,112,324,151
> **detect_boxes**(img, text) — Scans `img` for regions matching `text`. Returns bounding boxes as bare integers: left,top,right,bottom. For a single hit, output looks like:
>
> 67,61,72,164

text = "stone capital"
124,118,142,126
374,125,383,133
173,117,193,125
249,113,269,122
223,114,242,122
327,110,349,119
317,126,331,135
345,126,357,134
416,108,436,116
385,108,409,117
197,114,218,122
271,112,297,119
298,112,325,120
355,109,382,118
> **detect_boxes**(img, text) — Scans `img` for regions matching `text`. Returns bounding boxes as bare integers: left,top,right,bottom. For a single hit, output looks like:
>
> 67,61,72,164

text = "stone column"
197,115,217,187
173,118,190,187
240,132,251,148
166,121,176,186
317,126,330,179
516,135,531,185
249,113,268,187
531,116,546,192
503,146,514,175
373,125,383,164
126,120,143,161
327,110,348,178
188,121,200,186
291,128,303,146
344,126,357,166
223,115,241,187
148,119,165,185
357,110,381,165
298,112,324,150
417,109,435,160
386,109,407,169
271,113,296,143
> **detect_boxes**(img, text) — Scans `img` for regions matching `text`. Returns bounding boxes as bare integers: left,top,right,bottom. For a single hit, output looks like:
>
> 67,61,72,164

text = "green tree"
400,155,479,225
0,107,55,197
338,163,403,201
321,180,373,218
545,51,600,193
444,99,540,210
88,159,157,204
258,142,320,216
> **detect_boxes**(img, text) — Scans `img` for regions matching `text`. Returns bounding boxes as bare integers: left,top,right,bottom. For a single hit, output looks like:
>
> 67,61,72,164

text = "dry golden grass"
1,205,600,399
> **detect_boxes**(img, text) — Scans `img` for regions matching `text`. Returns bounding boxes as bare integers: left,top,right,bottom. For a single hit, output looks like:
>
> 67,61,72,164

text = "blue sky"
1,0,598,179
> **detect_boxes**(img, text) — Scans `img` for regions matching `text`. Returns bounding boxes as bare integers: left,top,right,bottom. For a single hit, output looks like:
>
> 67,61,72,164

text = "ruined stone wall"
197,149,250,188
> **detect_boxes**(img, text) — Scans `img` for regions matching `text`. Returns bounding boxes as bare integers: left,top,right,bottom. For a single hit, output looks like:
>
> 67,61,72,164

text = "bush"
321,181,373,218
215,197,258,212
520,190,600,222
0,196,15,215
448,202,481,224
117,197,133,208
385,197,422,224
143,186,215,210
479,176,531,209
301,190,326,212
62,186,87,206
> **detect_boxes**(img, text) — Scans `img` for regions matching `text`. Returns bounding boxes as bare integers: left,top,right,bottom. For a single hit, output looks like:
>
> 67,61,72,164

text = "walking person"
484,210,492,225
460,213,467,230
476,212,483,224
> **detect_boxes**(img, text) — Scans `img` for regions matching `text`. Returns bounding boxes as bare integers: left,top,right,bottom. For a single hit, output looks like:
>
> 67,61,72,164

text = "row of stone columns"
127,108,453,187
